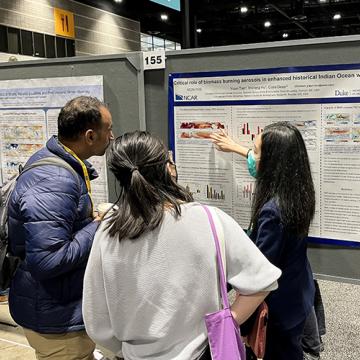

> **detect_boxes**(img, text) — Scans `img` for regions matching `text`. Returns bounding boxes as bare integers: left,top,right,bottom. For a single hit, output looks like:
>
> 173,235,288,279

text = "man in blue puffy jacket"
8,96,114,359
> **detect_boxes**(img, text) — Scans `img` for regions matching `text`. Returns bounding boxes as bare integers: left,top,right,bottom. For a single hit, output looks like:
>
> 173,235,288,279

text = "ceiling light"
292,14,307,21
282,32,288,38
319,0,327,3
196,28,202,33
161,14,168,21
264,21,271,28
240,6,248,14
114,0,122,3
333,13,341,20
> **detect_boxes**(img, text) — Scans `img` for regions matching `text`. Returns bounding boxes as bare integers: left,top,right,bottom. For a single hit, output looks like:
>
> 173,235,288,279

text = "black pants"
302,279,326,356
263,319,306,360
302,306,321,355
314,279,326,337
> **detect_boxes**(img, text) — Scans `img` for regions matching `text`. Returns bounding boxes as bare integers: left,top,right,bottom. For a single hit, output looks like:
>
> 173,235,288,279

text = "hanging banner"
169,63,360,246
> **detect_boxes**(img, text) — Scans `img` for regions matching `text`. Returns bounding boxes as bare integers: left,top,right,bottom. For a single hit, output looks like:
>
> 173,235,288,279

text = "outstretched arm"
210,129,249,157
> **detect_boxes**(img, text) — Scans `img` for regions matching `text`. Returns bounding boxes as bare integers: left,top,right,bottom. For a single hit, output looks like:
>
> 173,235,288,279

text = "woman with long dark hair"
212,122,316,360
83,131,281,360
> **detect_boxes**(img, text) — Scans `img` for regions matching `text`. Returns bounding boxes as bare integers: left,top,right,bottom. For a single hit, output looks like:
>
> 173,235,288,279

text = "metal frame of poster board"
168,63,360,248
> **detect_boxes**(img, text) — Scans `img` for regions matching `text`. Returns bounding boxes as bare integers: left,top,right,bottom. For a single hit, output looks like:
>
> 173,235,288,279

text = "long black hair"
107,131,193,240
250,122,315,238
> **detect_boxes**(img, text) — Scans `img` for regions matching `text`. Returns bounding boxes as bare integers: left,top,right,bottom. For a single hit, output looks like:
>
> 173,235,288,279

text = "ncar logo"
175,94,198,101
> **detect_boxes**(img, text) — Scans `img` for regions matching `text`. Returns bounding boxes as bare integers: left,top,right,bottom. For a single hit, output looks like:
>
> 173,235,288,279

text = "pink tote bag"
202,205,246,360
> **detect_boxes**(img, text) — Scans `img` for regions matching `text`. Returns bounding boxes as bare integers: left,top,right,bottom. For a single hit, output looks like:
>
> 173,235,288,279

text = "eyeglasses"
168,150,175,165
167,150,178,181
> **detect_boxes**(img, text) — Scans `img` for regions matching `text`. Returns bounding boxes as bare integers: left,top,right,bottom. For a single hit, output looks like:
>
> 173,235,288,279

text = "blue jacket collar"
46,136,99,180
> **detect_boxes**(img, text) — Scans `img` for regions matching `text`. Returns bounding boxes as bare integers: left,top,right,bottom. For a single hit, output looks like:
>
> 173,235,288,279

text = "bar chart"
240,122,263,141
206,185,225,200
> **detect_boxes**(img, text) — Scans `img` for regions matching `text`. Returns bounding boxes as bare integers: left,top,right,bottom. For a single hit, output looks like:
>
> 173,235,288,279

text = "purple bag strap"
201,205,230,309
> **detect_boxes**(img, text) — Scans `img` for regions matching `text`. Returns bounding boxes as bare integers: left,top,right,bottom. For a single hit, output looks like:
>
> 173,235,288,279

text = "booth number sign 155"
143,50,166,70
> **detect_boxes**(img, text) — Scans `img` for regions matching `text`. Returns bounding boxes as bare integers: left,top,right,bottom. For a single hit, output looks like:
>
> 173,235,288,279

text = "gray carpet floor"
0,279,359,359
318,279,360,360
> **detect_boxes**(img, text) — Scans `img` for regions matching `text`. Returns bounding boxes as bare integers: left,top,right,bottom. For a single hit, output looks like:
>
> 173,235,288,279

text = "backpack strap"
0,157,81,267
19,156,81,189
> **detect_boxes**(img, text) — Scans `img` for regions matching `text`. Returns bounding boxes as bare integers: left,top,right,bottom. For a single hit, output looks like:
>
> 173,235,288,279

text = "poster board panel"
169,63,360,247
0,75,109,207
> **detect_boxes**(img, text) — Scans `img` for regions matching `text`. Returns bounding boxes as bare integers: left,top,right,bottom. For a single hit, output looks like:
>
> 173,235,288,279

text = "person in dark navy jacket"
212,122,316,360
8,96,114,360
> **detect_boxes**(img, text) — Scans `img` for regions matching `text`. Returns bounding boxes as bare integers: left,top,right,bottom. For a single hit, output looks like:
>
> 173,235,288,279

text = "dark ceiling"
76,0,360,47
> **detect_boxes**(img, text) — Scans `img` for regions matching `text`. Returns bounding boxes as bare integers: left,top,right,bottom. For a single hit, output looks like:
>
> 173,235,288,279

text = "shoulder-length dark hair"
107,131,193,241
250,122,315,238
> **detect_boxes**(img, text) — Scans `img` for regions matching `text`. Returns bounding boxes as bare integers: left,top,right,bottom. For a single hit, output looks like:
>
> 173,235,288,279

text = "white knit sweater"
83,202,281,360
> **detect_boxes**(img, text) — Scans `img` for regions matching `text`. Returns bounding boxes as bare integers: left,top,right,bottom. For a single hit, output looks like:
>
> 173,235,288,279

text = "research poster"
0,76,109,207
169,64,360,245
